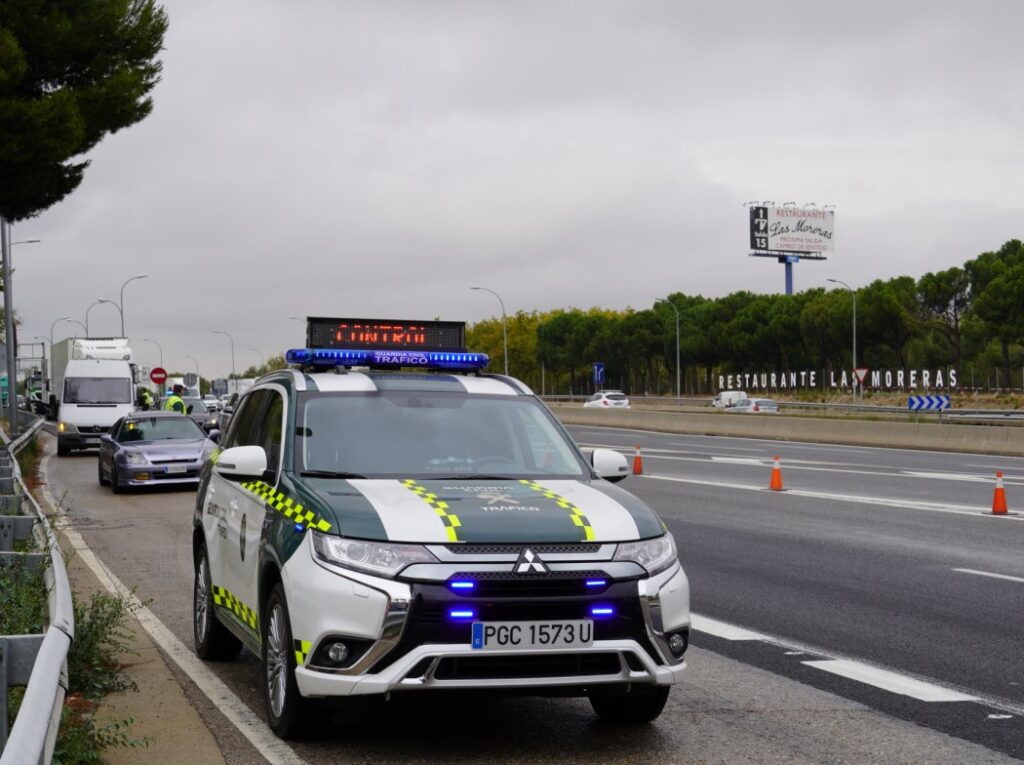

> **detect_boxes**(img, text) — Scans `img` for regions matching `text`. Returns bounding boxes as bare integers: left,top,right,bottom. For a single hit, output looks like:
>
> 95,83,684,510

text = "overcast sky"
14,0,1024,378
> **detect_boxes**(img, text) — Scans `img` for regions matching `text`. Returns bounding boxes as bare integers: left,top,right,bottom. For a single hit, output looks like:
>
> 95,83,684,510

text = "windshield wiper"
300,470,367,479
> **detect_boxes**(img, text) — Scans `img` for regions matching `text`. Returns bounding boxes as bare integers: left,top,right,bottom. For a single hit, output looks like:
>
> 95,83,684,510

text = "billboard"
750,206,835,254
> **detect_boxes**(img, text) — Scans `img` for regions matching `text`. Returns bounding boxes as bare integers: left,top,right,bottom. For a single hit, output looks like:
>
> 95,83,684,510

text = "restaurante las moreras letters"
717,368,959,392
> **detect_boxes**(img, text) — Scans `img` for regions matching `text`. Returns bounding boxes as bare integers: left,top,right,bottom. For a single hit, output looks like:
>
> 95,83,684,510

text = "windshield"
296,392,588,479
183,398,208,412
117,417,205,442
64,377,132,404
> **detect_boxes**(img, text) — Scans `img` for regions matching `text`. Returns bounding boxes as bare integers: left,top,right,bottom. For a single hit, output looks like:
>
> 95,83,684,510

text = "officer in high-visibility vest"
164,384,186,414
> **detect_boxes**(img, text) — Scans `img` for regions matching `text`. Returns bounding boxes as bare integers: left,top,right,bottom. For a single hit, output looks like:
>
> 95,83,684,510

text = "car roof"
252,368,533,396
125,411,193,420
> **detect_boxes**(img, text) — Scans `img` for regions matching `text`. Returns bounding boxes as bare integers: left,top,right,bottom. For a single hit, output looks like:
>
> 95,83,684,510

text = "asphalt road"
40,428,1024,765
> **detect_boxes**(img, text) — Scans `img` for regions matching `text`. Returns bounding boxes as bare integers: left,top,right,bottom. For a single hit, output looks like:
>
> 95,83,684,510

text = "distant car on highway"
583,390,631,409
202,394,221,412
97,412,219,493
712,390,747,409
726,398,779,414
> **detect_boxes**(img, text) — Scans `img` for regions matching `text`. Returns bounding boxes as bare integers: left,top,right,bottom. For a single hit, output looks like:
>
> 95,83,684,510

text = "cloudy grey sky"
15,0,1024,378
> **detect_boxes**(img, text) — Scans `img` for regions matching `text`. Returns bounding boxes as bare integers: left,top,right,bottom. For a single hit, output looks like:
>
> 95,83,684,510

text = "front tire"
193,545,242,661
589,685,670,724
57,440,71,457
98,460,109,486
110,464,124,494
263,583,312,738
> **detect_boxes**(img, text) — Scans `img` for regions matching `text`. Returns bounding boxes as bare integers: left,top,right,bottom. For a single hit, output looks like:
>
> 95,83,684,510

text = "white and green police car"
193,318,689,738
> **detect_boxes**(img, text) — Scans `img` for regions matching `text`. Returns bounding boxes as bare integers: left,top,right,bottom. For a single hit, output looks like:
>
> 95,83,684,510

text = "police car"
192,318,689,738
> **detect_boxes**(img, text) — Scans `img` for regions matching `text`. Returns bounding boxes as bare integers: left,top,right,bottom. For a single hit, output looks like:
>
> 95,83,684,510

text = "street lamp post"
186,355,200,392
470,286,508,375
827,278,857,393
118,274,148,337
84,300,107,337
213,330,236,387
657,299,681,397
1,223,40,436
97,299,123,332
142,338,164,368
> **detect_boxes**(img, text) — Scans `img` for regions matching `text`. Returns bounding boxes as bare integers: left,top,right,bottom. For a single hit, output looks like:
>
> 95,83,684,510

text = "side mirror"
208,429,221,443
591,448,629,483
100,433,113,443
186,405,194,414
213,445,266,480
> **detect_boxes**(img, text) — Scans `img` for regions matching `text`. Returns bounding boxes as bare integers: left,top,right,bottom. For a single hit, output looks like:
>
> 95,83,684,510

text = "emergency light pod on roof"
287,317,488,371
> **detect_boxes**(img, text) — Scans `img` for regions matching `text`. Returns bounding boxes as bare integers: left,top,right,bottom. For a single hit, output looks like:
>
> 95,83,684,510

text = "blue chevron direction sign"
908,394,950,411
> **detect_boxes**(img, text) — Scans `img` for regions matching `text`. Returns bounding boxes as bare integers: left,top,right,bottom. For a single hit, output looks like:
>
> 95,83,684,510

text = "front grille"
152,470,199,480
449,571,611,597
445,543,603,555
370,582,661,673
150,458,194,464
77,425,108,435
433,653,621,680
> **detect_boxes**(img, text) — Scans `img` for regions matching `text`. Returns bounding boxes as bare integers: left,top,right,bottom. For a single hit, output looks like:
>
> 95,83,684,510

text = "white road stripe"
690,612,992,705
952,568,1024,584
802,660,977,703
690,614,770,641
902,471,991,483
642,473,1024,521
710,456,767,466
39,450,309,765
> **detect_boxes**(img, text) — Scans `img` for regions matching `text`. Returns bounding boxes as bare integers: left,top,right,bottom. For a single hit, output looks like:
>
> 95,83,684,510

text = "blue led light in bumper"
590,605,615,618
449,580,476,591
449,608,476,621
585,579,607,588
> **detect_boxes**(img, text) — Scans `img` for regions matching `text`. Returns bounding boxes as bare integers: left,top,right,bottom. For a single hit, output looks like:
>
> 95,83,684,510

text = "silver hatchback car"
726,398,779,414
583,390,631,409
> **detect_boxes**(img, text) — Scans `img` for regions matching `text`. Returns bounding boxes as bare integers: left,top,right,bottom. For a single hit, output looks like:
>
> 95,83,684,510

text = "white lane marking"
903,471,992,483
669,442,763,452
802,660,977,703
39,449,309,765
690,612,1003,707
689,614,770,641
952,568,1024,584
989,714,1015,720
710,456,767,466
642,473,1024,521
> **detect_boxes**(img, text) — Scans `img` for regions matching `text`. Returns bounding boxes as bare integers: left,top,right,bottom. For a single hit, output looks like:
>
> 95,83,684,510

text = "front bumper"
119,460,204,486
283,535,689,698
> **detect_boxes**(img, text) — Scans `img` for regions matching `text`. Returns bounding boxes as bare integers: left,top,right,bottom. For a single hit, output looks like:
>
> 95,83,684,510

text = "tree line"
466,240,1024,395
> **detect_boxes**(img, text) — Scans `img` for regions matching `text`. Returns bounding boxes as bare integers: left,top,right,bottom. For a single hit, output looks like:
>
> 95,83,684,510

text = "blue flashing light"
294,523,305,533
590,605,615,618
449,608,476,620
286,347,489,372
450,580,476,591
585,579,607,588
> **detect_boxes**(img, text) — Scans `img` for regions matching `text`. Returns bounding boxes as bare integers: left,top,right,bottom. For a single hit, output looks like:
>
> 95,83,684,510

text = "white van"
57,358,135,455
712,390,747,409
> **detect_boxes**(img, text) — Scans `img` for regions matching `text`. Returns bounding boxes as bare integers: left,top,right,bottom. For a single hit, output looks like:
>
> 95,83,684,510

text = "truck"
51,338,136,456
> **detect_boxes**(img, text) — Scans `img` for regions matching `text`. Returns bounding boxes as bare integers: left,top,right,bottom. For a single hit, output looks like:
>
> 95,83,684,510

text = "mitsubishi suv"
192,319,689,738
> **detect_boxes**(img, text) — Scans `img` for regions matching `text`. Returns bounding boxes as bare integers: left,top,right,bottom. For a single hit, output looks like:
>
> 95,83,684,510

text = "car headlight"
613,533,678,575
311,530,438,578
124,452,148,466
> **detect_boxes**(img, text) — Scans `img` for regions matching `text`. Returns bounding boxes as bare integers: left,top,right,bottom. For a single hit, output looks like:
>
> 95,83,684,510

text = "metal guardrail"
541,395,1024,421
0,410,74,765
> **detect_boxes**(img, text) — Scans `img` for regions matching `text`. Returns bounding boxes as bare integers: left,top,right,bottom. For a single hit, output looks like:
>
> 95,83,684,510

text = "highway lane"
569,424,1024,756
39,430,1024,764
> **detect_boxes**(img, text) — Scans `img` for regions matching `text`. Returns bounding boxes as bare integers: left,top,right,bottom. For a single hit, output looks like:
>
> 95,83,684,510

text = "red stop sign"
150,367,168,385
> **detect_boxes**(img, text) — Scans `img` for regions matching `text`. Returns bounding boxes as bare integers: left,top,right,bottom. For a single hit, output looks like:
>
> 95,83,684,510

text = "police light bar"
285,348,489,371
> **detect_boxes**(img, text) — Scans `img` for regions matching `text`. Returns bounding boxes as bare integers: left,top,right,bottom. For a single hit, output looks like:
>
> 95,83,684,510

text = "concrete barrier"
550,405,1024,457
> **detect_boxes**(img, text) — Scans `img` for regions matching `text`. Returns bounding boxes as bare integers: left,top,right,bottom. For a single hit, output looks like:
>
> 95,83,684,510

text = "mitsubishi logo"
515,548,549,574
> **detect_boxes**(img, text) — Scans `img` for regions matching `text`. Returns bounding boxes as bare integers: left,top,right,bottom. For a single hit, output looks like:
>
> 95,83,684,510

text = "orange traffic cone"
989,471,1009,515
768,455,784,491
632,445,644,476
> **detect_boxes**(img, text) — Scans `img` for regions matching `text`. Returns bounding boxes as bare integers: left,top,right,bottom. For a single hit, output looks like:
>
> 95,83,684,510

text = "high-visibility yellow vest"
164,395,185,413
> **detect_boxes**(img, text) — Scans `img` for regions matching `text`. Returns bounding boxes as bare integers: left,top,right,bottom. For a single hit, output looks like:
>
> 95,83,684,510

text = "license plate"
471,620,593,651
165,465,187,474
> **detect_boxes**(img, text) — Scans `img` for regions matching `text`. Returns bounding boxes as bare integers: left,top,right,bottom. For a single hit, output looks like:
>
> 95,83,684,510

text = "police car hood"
305,478,664,544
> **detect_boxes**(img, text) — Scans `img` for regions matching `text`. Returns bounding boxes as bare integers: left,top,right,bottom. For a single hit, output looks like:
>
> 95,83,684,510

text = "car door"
225,386,287,624
202,388,269,636
100,418,124,480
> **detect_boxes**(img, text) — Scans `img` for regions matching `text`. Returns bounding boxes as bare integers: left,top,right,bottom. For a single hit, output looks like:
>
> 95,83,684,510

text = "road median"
550,405,1024,456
